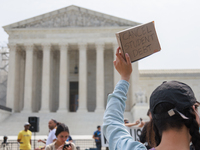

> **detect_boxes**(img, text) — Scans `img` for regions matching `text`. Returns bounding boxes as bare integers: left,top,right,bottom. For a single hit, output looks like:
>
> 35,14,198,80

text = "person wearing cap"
102,47,200,150
17,122,32,150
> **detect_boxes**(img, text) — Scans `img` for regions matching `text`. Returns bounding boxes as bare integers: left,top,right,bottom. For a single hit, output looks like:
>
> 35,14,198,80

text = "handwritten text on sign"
116,21,161,62
122,26,153,57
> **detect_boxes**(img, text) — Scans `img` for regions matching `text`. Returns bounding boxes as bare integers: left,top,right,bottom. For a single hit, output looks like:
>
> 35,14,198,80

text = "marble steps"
0,112,132,136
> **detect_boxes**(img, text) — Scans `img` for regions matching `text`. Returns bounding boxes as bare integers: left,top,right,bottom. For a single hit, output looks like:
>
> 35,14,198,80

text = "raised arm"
125,120,140,127
38,139,46,144
102,48,146,150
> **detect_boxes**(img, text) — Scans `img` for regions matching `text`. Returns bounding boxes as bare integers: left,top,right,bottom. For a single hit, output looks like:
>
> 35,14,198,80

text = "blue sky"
0,0,200,70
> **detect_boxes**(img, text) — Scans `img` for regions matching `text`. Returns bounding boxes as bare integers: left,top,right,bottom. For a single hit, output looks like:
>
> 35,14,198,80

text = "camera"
63,143,71,149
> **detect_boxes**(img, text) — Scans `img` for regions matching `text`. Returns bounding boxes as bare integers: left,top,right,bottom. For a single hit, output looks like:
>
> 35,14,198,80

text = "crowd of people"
17,119,76,150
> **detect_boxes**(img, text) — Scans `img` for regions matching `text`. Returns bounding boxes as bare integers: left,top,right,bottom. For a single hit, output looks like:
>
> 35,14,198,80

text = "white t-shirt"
46,128,57,146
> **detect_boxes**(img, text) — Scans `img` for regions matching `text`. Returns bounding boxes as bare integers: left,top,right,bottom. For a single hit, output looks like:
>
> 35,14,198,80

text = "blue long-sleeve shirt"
102,80,147,150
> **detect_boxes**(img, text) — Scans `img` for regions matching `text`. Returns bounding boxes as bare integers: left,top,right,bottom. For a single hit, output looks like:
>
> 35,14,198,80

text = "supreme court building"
1,5,200,136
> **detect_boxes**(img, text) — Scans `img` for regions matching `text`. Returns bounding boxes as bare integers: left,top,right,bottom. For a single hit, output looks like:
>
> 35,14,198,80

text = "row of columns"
7,42,121,113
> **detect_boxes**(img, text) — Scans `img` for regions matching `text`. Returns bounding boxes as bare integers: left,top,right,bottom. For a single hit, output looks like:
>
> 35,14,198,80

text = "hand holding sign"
116,21,161,62
113,47,132,82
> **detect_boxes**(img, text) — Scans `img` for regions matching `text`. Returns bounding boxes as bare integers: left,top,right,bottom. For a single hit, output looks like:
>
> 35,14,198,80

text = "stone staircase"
0,111,133,136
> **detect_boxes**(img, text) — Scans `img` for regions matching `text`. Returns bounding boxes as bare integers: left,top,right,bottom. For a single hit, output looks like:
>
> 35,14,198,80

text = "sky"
0,0,200,70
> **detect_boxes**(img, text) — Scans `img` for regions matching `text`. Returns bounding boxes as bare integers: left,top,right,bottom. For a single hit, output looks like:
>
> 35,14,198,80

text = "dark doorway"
70,82,79,112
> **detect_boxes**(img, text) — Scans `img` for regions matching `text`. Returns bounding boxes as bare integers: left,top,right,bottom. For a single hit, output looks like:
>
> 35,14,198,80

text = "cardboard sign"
116,21,161,62
101,126,143,147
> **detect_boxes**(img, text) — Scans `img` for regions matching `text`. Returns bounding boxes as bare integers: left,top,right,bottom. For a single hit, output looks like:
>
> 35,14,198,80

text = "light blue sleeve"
102,80,147,150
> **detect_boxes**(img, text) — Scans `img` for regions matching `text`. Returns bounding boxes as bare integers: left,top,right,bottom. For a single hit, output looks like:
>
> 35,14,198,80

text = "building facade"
1,5,200,136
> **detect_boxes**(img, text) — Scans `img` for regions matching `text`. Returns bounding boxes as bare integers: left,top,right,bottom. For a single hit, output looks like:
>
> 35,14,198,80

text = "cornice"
5,26,129,34
139,69,200,78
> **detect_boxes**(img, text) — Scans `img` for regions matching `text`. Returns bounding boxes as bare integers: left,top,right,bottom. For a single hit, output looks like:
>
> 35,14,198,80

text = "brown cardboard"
116,21,161,62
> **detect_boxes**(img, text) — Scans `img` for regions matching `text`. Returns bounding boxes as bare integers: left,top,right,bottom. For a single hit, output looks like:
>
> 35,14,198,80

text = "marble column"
39,44,51,113
6,44,17,111
113,43,121,87
77,43,87,112
95,43,105,112
130,62,139,105
57,44,69,113
22,44,34,113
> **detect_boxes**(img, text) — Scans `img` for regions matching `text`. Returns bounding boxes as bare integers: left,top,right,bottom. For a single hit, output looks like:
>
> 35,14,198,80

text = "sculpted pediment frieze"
7,6,139,29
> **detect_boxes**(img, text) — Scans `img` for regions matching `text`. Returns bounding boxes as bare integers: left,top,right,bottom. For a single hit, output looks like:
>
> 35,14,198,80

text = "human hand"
66,145,72,150
113,47,132,82
138,121,145,127
63,144,72,150
37,139,42,142
135,120,140,125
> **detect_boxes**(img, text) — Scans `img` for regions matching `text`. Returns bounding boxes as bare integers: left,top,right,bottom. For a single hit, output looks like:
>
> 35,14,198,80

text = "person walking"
102,47,200,150
93,126,101,150
17,122,32,150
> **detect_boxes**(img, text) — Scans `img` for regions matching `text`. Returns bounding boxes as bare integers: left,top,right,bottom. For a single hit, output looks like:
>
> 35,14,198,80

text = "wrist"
121,76,130,82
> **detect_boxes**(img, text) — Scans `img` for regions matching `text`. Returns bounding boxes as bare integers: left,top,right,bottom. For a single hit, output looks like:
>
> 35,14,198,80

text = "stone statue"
16,9,131,28
135,88,147,104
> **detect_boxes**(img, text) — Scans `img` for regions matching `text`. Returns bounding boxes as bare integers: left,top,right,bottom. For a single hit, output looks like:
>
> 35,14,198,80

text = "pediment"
3,5,140,29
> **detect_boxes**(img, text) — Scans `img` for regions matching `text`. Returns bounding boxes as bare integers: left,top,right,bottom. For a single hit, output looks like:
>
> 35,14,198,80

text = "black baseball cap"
150,81,199,120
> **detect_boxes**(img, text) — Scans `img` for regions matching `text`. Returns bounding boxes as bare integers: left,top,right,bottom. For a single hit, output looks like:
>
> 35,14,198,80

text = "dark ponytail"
184,107,200,150
146,119,160,148
51,119,61,126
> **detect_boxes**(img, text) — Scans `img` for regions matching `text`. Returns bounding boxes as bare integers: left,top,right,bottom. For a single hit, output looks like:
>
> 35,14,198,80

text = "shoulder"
46,142,55,149
71,142,76,149
45,144,51,150
18,131,23,137
18,130,22,134
53,128,56,133
28,130,32,134
96,130,100,134
51,128,56,134
49,129,56,137
18,130,24,135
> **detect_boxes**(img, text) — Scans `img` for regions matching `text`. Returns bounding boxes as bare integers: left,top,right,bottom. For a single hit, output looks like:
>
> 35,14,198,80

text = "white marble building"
1,5,200,136
0,47,9,106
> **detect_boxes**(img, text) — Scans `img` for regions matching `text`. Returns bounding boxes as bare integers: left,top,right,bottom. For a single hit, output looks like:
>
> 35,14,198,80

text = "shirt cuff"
114,80,130,94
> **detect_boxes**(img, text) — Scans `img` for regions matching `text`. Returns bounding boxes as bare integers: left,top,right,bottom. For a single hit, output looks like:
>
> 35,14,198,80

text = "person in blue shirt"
65,128,73,143
102,47,200,150
93,126,101,150
66,135,73,142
